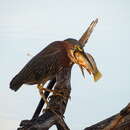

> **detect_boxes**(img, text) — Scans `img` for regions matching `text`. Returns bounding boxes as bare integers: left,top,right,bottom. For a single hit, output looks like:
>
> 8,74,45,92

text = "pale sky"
1,0,130,130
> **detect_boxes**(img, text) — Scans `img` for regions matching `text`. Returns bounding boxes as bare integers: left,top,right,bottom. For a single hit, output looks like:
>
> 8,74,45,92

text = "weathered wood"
84,103,130,130
79,18,98,47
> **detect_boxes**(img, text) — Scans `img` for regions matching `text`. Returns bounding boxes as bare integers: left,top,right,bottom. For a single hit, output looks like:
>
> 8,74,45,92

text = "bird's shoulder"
20,41,66,71
34,41,66,58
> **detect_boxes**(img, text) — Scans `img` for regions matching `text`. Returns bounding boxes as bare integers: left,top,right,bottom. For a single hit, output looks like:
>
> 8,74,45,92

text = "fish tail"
94,71,102,82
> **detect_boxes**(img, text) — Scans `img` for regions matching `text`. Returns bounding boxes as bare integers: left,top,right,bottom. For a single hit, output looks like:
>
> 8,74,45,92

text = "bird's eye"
77,46,83,51
74,45,83,52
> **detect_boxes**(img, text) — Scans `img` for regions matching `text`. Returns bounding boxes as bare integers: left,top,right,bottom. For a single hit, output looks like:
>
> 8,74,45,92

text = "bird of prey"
10,38,102,104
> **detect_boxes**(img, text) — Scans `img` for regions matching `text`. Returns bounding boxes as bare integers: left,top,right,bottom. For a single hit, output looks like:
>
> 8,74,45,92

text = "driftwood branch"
79,18,98,47
84,103,130,130
17,19,99,130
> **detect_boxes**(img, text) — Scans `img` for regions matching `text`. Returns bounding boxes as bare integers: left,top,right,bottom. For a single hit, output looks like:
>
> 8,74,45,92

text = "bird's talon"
37,84,43,90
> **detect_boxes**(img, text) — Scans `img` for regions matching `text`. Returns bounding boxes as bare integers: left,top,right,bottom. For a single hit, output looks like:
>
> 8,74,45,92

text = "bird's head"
64,38,102,82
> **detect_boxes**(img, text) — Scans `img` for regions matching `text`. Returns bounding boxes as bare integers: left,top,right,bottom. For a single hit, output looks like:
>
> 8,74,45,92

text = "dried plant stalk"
79,18,98,47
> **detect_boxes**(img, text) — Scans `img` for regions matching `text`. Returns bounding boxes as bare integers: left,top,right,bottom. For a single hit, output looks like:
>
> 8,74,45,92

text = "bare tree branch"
79,18,98,47
84,103,130,130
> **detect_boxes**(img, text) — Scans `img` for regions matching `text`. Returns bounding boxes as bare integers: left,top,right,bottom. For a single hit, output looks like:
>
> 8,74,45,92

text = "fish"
74,51,102,82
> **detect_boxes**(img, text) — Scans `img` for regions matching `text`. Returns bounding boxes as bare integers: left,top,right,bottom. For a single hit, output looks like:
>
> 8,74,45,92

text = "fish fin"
79,65,85,78
87,69,91,75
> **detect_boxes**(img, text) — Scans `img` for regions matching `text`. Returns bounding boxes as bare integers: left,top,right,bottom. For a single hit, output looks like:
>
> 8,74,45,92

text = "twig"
79,18,98,47
84,103,130,130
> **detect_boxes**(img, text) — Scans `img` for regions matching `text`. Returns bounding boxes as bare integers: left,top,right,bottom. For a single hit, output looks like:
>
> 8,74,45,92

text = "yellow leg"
37,84,49,105
37,84,67,105
41,87,63,97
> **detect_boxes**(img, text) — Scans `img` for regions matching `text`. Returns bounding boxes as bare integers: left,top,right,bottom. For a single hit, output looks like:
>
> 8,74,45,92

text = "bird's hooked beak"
69,46,102,81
